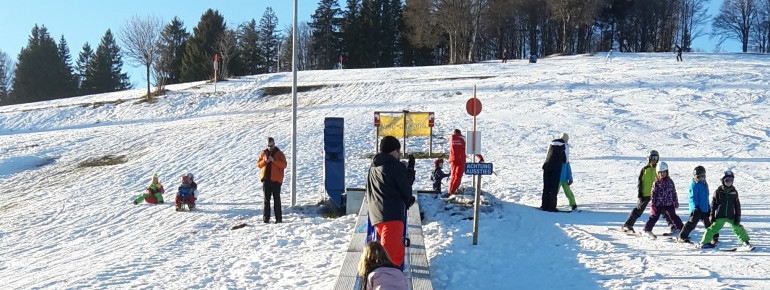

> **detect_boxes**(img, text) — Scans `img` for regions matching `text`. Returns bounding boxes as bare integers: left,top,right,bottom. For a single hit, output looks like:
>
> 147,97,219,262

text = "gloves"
674,201,679,209
407,154,415,169
568,181,573,186
694,207,700,214
650,203,657,215
406,195,416,208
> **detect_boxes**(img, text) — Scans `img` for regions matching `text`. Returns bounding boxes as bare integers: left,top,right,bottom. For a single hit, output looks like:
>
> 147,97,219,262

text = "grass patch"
78,155,128,168
262,85,327,96
86,99,125,109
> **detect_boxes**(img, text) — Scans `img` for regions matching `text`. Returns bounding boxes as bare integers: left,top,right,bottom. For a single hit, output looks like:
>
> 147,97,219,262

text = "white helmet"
657,162,668,173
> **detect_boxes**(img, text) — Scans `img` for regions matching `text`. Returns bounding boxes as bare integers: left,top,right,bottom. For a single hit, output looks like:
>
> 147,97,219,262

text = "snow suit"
448,133,466,195
134,182,164,204
680,178,716,241
643,176,683,233
541,139,566,211
431,167,450,193
700,185,749,244
175,183,196,208
366,152,415,266
366,266,409,290
258,146,287,223
623,163,658,229
558,147,576,208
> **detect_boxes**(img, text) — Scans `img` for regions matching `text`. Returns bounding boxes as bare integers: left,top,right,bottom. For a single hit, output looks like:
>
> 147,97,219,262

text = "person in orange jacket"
447,129,466,195
258,137,287,223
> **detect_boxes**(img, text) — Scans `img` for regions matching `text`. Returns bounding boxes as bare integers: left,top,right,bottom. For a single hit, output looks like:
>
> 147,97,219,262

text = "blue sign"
465,163,493,175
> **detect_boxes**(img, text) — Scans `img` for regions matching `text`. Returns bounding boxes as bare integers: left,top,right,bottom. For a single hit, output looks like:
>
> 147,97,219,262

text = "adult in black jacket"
541,134,567,211
366,136,416,266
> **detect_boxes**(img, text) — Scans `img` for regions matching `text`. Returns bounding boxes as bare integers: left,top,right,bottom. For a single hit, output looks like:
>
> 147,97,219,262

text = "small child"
430,158,450,193
175,174,197,211
700,171,753,250
133,173,165,204
358,241,408,290
678,166,717,243
642,162,683,238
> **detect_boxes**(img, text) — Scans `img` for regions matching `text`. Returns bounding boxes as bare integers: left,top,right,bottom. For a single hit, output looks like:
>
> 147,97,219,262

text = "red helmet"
434,158,444,166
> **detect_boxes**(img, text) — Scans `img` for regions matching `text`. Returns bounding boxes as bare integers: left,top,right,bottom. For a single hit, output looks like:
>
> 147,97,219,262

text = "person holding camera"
258,137,287,223
365,136,416,267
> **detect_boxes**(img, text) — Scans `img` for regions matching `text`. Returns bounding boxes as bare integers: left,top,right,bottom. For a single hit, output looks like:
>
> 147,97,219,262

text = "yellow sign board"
378,113,432,137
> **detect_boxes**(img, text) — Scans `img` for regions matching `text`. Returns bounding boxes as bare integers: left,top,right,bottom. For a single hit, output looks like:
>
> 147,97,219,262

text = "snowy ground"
1,52,770,289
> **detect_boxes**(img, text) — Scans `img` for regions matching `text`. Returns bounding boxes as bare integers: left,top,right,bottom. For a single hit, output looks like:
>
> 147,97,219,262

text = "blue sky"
0,0,740,89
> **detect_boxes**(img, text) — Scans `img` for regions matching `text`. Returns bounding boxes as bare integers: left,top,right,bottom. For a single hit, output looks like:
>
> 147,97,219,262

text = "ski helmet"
648,150,660,163
434,158,444,166
721,170,734,185
186,173,194,181
693,166,706,178
657,162,668,173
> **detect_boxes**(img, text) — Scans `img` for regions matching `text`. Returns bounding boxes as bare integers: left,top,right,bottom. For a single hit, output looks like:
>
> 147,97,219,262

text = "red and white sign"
466,98,482,116
374,112,380,127
428,112,435,127
214,54,219,70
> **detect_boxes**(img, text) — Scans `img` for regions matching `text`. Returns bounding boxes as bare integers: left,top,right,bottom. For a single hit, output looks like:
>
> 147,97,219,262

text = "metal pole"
429,127,433,156
402,111,407,156
473,174,481,245
291,0,298,207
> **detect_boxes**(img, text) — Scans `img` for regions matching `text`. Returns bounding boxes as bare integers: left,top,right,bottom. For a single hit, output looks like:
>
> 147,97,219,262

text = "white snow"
1,52,769,289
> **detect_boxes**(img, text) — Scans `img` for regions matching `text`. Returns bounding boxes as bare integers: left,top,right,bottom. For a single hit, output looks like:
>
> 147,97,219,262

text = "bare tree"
120,15,163,100
0,50,14,104
435,0,473,64
679,0,711,51
713,0,759,52
215,29,238,79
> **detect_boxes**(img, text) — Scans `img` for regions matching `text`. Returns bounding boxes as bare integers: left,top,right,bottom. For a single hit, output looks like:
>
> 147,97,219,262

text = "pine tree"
181,9,226,82
258,7,280,73
57,35,78,97
11,25,68,103
341,0,363,68
311,0,343,69
81,29,131,95
76,43,94,92
158,17,189,85
238,19,261,75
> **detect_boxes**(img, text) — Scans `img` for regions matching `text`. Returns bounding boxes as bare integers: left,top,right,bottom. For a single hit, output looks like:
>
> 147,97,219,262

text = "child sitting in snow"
133,173,165,204
700,171,753,250
358,241,408,290
431,158,450,193
175,173,198,211
642,162,683,238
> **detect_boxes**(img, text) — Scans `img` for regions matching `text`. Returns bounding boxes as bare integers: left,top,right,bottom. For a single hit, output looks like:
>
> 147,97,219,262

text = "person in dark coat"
700,170,752,249
366,136,416,266
541,133,568,212
676,45,683,62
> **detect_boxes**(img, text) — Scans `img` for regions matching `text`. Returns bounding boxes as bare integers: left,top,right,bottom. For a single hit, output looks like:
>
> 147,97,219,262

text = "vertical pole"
291,0,298,207
429,127,433,156
402,112,407,156
473,174,481,245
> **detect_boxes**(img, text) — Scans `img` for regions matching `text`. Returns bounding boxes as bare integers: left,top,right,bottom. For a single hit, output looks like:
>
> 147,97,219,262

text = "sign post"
213,54,219,93
465,85,486,245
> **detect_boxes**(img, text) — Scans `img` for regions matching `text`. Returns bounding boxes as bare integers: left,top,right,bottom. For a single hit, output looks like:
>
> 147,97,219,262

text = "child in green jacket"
133,173,165,204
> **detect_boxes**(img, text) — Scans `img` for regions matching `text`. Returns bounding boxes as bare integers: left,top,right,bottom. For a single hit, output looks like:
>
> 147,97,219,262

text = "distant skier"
678,166,718,244
700,171,752,250
605,49,614,63
365,136,416,267
447,129,466,196
502,49,509,63
541,133,568,212
641,162,683,238
621,150,660,233
133,173,165,204
258,137,287,223
430,158,450,193
675,45,683,62
529,54,538,63
175,174,197,211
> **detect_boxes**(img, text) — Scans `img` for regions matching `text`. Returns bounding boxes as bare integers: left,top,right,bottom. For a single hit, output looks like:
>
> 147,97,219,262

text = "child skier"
678,166,718,243
642,162,683,238
431,158,450,193
700,171,753,250
133,173,165,204
175,174,197,211
622,150,659,233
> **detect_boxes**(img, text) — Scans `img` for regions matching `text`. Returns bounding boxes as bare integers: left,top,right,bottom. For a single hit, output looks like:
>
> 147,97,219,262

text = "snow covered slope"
1,52,769,289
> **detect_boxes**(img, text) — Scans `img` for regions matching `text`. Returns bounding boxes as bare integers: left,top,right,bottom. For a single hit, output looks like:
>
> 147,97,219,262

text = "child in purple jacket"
642,162,684,238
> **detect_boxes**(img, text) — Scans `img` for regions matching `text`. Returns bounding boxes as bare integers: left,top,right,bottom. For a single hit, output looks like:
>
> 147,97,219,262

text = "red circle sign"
466,98,482,116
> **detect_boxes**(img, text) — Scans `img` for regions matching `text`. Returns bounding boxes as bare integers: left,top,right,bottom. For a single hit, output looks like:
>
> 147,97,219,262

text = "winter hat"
657,162,669,173
454,129,462,135
560,133,569,143
693,166,706,178
267,137,275,144
434,158,444,166
379,136,401,153
721,170,734,185
153,173,158,179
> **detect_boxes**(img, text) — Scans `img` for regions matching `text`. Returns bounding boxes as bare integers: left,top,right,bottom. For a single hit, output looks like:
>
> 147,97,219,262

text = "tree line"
2,1,770,106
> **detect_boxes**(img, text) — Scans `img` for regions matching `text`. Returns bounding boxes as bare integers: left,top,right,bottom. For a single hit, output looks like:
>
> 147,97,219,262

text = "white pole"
291,0,298,207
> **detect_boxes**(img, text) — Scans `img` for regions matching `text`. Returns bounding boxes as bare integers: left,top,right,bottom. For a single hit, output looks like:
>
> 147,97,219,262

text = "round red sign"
466,98,482,116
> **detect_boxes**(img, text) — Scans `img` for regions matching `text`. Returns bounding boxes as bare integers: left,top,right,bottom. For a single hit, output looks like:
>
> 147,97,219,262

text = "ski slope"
1,52,770,289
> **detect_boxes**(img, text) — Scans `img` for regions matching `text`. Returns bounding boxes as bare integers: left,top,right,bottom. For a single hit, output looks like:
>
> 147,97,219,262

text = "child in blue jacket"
431,158,450,193
678,166,717,243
